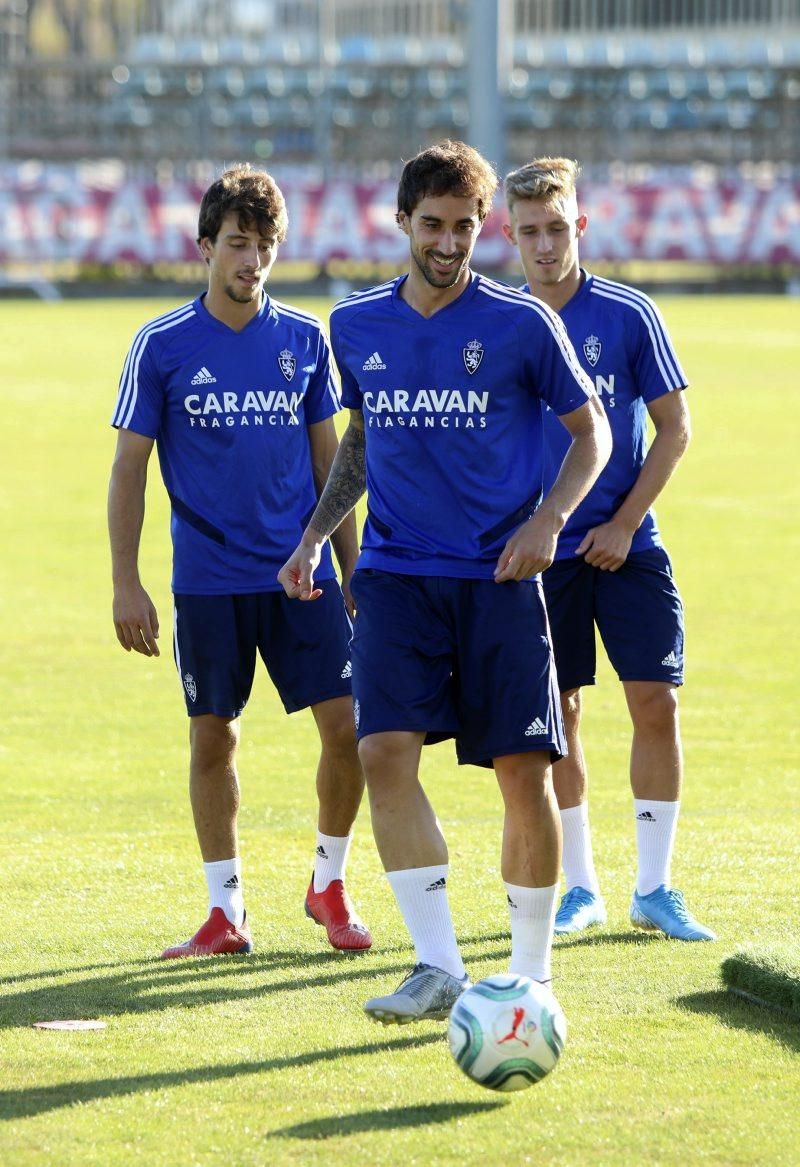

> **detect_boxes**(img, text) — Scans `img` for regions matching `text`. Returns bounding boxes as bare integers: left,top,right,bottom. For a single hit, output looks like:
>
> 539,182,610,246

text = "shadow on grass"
0,1033,442,1122
2,928,654,1025
0,952,430,1029
675,989,800,1052
0,946,368,989
270,1100,506,1140
554,930,659,950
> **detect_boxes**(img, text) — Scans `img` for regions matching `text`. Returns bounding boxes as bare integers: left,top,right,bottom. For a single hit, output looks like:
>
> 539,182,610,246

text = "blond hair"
503,157,581,214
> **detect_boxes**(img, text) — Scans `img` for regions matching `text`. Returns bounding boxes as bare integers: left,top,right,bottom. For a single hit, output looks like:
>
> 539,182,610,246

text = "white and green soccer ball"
448,973,567,1092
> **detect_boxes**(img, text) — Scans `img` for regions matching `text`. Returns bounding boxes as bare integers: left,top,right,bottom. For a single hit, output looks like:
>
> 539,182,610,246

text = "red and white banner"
1,166,798,268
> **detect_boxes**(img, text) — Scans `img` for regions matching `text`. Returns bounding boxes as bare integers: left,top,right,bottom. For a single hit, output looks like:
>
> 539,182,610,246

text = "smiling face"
503,196,587,307
200,211,279,313
398,193,482,294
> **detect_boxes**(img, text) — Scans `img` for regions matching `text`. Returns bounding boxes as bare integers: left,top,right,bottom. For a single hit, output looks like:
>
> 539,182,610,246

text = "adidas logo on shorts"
340,661,352,679
525,717,547,736
661,650,681,666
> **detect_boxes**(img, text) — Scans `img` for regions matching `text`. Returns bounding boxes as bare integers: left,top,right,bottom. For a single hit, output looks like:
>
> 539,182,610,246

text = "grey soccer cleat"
364,962,471,1025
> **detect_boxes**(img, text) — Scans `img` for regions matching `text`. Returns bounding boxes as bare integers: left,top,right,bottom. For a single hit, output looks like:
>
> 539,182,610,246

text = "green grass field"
1,295,798,1166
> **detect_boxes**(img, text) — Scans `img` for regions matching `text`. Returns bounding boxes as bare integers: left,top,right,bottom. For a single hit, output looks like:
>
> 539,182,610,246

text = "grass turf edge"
720,944,800,1020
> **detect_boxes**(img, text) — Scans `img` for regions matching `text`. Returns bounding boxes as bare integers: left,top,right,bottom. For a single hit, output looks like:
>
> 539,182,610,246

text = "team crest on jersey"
463,339,484,375
183,673,197,702
278,349,296,382
583,335,602,366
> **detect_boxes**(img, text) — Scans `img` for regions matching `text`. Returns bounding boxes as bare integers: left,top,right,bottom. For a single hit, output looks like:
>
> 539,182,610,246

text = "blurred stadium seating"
2,0,798,169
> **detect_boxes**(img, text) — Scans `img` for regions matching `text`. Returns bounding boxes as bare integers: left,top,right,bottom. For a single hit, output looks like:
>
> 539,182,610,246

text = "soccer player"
502,157,715,941
108,165,372,958
279,141,611,1023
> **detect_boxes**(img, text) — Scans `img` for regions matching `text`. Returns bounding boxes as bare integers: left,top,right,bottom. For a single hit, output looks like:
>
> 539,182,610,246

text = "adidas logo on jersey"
340,661,352,679
661,650,681,666
223,874,239,888
636,811,656,822
190,366,217,385
425,877,447,892
362,351,387,371
525,717,547,736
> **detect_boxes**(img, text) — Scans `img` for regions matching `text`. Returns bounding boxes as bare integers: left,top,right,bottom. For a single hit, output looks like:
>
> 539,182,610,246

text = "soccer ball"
448,974,567,1092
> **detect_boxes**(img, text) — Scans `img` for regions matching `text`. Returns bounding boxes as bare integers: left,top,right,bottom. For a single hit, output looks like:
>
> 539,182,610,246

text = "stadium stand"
3,0,798,169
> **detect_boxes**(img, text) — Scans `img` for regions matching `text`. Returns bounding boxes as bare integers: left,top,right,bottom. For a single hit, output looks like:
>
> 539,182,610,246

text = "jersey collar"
391,270,480,321
195,291,271,334
521,268,594,318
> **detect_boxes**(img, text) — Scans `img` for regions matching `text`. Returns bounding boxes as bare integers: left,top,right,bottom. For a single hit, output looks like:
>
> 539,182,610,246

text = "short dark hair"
197,164,288,245
396,140,498,223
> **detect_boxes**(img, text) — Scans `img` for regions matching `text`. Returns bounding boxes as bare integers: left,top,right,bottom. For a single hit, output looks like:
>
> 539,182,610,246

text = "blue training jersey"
111,294,340,594
522,271,688,560
331,272,595,579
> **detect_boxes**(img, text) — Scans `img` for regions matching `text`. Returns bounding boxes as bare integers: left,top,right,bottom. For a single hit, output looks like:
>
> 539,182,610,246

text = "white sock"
203,857,244,927
386,865,465,979
560,803,601,895
635,799,680,895
505,882,559,983
314,831,352,893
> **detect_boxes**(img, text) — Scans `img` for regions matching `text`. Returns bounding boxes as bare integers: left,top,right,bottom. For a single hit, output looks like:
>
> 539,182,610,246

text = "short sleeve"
628,296,688,403
331,319,363,410
303,326,342,424
110,334,165,436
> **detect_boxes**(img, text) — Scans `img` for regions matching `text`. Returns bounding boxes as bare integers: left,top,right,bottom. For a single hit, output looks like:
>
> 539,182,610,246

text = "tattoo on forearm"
309,419,366,537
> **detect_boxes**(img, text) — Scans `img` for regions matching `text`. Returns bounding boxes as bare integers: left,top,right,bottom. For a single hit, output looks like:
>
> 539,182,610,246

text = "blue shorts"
349,569,566,768
542,548,684,692
172,587,353,717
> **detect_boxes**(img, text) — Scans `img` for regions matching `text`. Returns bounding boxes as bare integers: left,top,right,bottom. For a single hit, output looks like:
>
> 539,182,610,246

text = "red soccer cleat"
160,907,253,959
305,878,373,951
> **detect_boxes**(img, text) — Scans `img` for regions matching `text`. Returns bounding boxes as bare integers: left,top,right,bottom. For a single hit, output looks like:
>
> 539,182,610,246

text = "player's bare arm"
107,428,160,656
307,416,360,614
278,409,366,602
495,395,611,582
578,390,691,571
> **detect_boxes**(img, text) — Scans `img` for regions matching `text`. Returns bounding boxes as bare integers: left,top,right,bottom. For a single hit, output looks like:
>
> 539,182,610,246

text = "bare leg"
189,714,240,861
624,681,682,801
494,751,561,887
311,695,365,836
551,688,586,810
358,730,443,870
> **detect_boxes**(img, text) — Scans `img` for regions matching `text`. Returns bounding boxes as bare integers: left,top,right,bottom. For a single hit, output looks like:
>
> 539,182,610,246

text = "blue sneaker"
554,886,607,935
630,885,716,941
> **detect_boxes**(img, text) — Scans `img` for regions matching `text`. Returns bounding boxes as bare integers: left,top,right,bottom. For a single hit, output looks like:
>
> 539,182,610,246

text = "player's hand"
576,520,635,571
278,540,323,603
494,514,558,582
113,582,160,656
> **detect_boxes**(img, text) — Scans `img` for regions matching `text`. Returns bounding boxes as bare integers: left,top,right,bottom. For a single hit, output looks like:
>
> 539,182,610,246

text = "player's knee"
315,699,359,761
357,733,419,788
190,714,240,770
629,684,679,735
320,713,359,765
